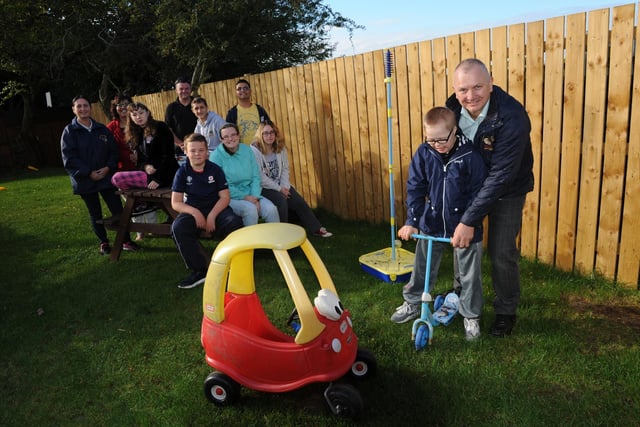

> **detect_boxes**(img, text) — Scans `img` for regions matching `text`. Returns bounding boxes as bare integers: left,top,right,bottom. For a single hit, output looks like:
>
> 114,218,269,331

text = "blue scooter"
410,234,458,350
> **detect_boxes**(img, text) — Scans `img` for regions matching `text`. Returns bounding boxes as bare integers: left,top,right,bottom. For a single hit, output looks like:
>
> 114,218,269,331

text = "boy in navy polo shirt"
171,133,243,289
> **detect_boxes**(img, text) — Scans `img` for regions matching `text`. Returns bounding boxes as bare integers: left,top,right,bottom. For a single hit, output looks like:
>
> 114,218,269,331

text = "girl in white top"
251,120,332,237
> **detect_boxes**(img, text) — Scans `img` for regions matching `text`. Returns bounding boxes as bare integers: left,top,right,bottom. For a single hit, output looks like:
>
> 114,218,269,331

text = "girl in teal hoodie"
210,123,279,226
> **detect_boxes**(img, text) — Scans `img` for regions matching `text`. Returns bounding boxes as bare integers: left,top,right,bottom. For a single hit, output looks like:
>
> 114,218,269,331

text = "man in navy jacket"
446,58,534,337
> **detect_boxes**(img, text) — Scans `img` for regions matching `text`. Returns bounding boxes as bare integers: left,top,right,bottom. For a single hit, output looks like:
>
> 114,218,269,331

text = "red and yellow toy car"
200,223,375,420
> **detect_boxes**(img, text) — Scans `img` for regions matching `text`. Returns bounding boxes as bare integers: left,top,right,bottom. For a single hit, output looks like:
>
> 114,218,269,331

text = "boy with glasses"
390,107,487,341
225,79,270,145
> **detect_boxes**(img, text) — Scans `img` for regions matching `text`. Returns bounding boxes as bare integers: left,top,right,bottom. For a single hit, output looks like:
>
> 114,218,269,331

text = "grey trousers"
402,236,484,319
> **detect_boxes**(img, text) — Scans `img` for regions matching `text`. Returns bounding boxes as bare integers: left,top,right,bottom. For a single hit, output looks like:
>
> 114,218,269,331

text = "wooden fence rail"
89,3,640,288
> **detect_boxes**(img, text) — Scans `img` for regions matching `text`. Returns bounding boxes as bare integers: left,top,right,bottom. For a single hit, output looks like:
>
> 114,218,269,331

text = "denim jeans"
487,195,526,315
228,198,279,226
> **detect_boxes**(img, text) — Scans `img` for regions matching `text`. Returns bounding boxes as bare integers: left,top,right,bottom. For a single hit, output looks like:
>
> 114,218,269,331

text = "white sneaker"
464,317,481,341
390,301,419,323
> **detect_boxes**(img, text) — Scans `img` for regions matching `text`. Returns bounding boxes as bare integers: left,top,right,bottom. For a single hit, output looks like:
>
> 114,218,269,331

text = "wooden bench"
103,188,179,261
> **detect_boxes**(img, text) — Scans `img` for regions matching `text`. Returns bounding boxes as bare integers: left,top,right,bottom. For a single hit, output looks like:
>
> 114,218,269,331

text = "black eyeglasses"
236,86,250,92
425,127,454,146
262,130,275,136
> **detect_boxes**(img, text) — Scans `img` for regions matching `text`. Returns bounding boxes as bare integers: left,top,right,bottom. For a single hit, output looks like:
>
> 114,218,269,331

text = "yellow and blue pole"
384,49,396,260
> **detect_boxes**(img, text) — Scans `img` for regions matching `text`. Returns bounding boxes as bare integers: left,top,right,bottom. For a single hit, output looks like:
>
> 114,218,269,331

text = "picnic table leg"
110,194,136,261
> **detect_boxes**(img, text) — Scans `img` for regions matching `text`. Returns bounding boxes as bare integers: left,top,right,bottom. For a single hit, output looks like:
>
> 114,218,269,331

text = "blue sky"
326,0,630,57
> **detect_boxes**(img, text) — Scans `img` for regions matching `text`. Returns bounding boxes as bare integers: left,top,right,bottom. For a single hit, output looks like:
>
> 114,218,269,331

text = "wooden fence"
91,3,640,288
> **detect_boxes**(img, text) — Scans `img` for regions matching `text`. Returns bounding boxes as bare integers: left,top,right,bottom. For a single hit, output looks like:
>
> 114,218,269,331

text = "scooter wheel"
204,372,240,406
415,324,430,351
324,383,364,420
349,348,377,379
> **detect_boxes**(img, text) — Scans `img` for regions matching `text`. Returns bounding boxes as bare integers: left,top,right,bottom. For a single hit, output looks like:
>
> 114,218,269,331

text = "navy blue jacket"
405,134,487,242
60,118,119,195
446,85,534,227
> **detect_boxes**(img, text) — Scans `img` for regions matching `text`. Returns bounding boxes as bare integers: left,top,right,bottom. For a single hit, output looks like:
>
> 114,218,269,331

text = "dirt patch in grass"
568,295,640,333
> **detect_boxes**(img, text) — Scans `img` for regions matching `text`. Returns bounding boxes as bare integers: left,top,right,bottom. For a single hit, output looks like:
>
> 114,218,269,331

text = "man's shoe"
99,242,111,255
464,317,481,341
390,301,419,323
122,241,141,252
490,314,516,337
178,271,206,289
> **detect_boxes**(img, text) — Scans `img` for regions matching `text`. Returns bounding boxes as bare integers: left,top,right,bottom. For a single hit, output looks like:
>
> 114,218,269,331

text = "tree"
152,0,362,87
0,0,362,166
0,1,68,165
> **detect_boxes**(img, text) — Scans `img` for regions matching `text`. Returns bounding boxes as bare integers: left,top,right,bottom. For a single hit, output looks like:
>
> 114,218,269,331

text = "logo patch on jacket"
482,135,495,151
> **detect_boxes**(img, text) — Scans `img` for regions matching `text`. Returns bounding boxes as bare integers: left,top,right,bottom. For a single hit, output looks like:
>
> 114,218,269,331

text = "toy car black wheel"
204,372,240,406
324,383,364,420
415,324,430,351
349,348,377,379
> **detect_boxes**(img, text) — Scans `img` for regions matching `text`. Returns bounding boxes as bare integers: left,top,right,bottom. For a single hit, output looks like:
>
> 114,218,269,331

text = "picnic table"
102,188,178,261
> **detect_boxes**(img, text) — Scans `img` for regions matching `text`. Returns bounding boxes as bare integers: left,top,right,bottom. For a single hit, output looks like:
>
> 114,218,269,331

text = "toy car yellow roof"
202,223,338,344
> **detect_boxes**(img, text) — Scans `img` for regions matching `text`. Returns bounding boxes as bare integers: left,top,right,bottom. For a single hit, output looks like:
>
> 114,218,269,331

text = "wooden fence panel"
474,29,491,72
596,4,635,277
321,59,340,214
394,45,411,225
446,34,460,92
344,55,366,219
254,73,271,120
508,24,525,104
491,26,508,89
353,54,372,220
618,6,640,285
556,13,586,271
575,8,610,275
363,51,385,224
331,58,349,217
269,70,287,143
418,41,435,133
538,16,565,264
432,38,448,108
311,61,332,210
521,20,544,259
302,63,320,207
287,66,307,201
460,32,475,64
406,42,423,159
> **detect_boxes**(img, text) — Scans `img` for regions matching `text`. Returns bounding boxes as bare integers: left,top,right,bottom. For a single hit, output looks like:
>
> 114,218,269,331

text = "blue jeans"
228,198,279,226
486,195,526,315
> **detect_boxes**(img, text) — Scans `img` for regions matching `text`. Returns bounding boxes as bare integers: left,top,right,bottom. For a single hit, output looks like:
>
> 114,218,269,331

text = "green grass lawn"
1,168,639,426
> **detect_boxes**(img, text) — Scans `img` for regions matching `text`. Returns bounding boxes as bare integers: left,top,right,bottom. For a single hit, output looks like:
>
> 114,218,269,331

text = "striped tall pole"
384,49,396,260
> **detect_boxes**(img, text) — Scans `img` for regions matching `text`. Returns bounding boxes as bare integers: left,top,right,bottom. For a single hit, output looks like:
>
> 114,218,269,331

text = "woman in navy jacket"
60,96,137,255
